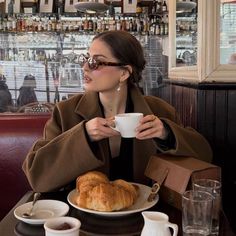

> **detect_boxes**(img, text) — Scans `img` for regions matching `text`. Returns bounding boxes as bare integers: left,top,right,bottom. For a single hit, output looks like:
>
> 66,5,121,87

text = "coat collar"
74,84,153,119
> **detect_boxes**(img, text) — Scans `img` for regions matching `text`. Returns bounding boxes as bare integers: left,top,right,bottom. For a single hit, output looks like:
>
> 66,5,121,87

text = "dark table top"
0,190,235,236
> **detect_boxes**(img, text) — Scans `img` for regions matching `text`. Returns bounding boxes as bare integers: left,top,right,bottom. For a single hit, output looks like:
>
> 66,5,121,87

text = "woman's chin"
83,84,97,92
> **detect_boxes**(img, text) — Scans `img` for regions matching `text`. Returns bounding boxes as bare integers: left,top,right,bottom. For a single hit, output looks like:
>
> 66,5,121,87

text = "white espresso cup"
44,216,81,236
114,113,143,138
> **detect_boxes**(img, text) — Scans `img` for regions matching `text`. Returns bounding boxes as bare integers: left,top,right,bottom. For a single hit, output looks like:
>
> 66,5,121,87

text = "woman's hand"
136,115,169,140
85,117,119,141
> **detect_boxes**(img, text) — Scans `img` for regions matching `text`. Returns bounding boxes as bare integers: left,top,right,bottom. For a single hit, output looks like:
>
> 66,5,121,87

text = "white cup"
113,113,143,138
44,216,81,236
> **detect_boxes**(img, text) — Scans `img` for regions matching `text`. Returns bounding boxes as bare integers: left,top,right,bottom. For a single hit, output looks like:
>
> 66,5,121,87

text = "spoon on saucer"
22,192,41,218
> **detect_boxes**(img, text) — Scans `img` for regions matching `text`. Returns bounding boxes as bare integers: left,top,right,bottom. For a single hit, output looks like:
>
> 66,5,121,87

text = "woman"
0,74,13,113
17,74,38,107
23,31,212,192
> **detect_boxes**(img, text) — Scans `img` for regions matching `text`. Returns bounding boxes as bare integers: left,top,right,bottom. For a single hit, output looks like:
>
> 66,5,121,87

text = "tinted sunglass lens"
88,58,98,70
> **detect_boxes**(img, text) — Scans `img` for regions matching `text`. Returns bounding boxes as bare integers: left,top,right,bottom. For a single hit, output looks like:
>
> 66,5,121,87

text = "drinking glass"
182,190,213,236
193,179,221,235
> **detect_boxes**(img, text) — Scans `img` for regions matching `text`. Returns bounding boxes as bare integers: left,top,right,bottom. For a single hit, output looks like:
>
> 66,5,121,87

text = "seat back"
0,114,50,220
17,102,55,113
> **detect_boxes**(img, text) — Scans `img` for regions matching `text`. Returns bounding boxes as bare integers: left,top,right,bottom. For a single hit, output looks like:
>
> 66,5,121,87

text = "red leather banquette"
0,114,50,220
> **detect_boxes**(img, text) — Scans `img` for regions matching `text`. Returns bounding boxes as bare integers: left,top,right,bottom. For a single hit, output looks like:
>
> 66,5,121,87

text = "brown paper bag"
145,154,221,210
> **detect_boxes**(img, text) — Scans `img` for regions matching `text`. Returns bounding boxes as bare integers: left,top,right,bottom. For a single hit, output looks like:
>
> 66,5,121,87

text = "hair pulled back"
93,30,146,84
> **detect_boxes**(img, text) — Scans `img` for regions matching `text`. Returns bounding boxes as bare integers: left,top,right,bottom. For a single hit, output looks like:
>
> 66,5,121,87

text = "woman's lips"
84,75,92,83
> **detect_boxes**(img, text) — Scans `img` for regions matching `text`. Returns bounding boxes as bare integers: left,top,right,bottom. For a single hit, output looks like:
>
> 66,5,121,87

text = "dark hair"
22,74,36,88
17,74,37,106
0,78,13,112
93,30,146,84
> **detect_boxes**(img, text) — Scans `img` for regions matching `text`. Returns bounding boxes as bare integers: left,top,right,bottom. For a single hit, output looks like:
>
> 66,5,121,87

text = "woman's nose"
82,61,89,71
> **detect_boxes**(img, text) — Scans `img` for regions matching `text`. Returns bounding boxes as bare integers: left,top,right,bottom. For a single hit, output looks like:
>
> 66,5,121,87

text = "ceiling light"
74,1,109,14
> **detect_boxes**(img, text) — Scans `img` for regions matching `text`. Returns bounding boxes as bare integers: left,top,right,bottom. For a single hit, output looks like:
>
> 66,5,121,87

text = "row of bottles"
136,0,168,15
152,0,168,14
0,48,51,62
0,14,168,35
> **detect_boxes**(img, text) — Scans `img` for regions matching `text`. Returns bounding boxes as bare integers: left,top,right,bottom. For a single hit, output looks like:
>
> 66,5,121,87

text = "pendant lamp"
176,0,197,13
74,0,109,14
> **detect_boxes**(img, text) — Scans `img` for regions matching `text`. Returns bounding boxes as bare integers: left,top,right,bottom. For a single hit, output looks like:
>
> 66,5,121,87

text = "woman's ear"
120,65,132,82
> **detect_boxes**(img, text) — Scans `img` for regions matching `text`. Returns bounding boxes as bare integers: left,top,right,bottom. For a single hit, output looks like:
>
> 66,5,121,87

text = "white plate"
67,183,159,217
14,200,70,225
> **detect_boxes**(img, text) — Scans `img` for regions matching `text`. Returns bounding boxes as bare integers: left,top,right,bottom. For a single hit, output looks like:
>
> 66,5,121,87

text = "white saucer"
14,200,69,225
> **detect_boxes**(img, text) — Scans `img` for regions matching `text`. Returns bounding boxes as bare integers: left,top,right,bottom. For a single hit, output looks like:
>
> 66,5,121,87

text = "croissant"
76,171,109,193
75,171,139,212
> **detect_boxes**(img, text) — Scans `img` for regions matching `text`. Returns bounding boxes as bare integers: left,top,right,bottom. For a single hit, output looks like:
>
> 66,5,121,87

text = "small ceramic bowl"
44,216,81,236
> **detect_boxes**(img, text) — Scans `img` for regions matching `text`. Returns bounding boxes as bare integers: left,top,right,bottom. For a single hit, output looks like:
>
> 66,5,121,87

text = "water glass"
182,190,213,236
193,179,221,235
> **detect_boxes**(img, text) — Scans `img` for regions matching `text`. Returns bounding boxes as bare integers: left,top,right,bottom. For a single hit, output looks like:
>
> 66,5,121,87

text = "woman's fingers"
85,117,118,141
136,114,167,140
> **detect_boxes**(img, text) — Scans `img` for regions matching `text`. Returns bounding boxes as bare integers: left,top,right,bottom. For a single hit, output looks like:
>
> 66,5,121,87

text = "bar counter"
0,190,235,236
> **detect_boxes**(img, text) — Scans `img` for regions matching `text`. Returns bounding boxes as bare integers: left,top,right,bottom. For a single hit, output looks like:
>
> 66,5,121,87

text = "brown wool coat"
22,85,212,192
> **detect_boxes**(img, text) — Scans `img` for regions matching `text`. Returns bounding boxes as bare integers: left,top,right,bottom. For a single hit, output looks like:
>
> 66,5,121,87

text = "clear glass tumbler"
182,190,213,236
193,179,221,235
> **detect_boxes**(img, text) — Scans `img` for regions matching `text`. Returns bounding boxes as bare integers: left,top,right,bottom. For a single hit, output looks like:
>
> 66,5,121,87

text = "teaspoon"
22,192,41,218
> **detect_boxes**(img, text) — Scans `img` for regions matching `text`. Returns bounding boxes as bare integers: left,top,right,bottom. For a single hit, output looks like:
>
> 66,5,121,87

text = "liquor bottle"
0,16,3,32
12,14,17,31
97,18,102,32
125,17,130,31
162,0,167,12
51,16,57,31
152,0,156,14
121,17,126,31
164,14,168,35
159,19,164,35
116,17,121,31
156,0,162,13
32,0,38,14
136,0,142,14
155,22,160,35
56,0,64,18
47,17,52,31
108,1,115,16
83,17,88,31
8,0,14,16
88,17,93,31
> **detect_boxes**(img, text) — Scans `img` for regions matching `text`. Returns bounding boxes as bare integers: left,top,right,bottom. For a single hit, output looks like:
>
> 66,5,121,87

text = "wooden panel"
227,90,236,148
215,90,228,146
152,81,236,233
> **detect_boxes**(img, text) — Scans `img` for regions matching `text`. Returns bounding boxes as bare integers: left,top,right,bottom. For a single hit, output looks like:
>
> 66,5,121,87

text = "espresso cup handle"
166,222,178,236
110,123,119,132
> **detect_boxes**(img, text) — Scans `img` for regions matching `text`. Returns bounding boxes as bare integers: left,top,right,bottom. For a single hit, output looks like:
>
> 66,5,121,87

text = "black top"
108,92,134,181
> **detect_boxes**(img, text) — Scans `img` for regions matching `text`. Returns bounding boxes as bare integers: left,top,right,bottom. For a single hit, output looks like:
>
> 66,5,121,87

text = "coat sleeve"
160,118,213,163
22,106,104,192
145,96,213,162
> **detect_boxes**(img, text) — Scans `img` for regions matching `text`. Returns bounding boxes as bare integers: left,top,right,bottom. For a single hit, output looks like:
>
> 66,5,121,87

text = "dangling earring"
116,82,121,92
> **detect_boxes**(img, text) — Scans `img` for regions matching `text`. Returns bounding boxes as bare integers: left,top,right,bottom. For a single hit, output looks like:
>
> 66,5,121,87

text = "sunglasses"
78,54,128,70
